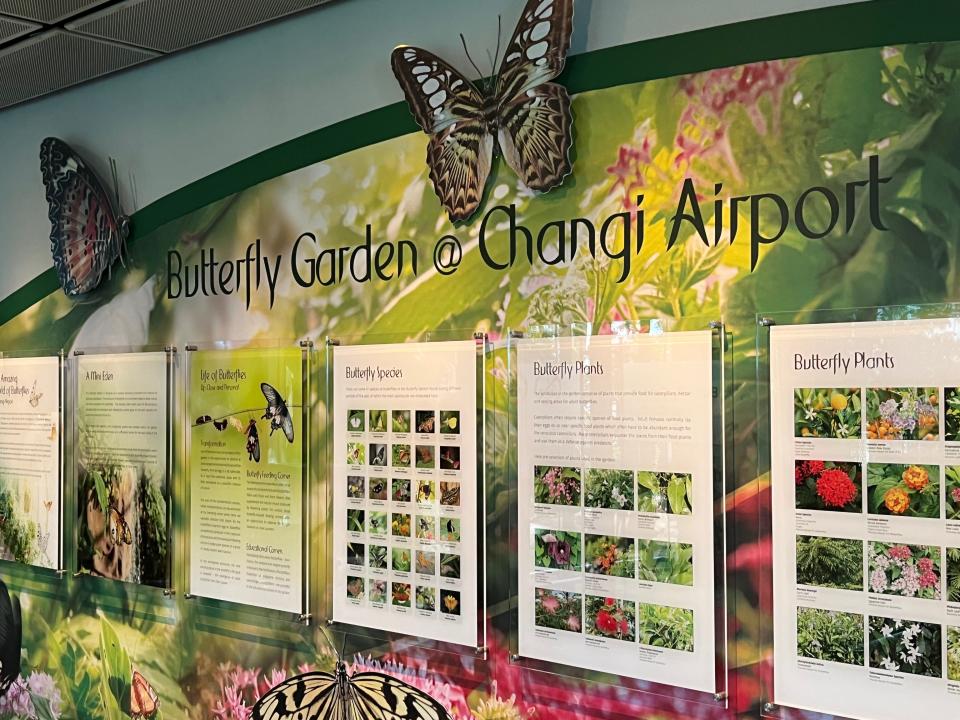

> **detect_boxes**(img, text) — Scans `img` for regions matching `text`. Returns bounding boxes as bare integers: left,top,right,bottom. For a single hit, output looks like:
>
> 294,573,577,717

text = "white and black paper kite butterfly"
391,0,574,223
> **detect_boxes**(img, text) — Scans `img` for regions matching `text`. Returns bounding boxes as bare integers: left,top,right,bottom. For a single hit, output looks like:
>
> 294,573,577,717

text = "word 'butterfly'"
40,137,129,297
391,0,574,222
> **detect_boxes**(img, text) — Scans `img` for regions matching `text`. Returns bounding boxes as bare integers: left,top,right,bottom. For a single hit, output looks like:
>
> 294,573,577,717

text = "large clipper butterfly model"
391,0,574,223
40,137,129,297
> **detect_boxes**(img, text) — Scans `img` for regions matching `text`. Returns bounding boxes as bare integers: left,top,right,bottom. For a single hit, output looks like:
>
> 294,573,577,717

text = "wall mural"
0,4,958,719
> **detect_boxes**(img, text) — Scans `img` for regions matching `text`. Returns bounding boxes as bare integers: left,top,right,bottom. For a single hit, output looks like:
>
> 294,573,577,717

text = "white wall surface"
0,0,864,300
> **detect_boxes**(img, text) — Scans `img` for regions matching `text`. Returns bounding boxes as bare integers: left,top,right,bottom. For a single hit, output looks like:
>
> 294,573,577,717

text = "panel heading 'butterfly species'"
391,0,574,223
252,658,452,720
261,382,295,443
130,668,159,720
0,578,22,699
40,137,130,297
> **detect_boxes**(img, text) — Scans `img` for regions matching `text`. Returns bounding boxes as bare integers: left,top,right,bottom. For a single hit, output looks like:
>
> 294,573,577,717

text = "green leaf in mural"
93,470,109,517
98,615,131,719
816,52,889,156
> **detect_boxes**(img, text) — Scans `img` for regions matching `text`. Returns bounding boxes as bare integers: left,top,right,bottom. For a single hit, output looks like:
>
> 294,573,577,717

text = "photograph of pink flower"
534,465,582,506
534,588,583,634
869,543,941,600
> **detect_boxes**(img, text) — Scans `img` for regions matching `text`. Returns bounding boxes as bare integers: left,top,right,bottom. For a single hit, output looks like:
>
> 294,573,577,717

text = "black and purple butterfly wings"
391,0,574,223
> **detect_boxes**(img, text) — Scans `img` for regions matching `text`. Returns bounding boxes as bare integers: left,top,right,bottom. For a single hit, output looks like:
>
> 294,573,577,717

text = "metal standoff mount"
714,691,728,703
299,339,314,349
163,588,176,598
759,317,776,327
763,702,777,713
326,337,341,347
298,613,312,625
185,344,198,352
709,320,723,330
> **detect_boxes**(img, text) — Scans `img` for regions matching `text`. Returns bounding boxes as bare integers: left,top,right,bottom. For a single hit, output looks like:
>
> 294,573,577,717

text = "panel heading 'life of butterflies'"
391,0,574,223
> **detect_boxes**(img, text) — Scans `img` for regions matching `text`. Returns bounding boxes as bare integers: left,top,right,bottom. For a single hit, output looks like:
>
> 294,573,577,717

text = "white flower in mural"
69,277,157,354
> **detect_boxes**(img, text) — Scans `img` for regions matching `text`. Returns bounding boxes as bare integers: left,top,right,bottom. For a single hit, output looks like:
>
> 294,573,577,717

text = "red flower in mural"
815,468,858,508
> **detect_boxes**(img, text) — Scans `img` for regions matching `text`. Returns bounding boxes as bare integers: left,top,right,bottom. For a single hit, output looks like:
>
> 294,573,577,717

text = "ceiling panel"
0,29,156,109
67,0,331,53
0,13,38,42
0,0,110,24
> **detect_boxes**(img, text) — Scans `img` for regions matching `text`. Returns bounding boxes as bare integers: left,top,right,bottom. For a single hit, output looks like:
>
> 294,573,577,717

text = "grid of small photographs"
345,407,464,620
792,386,960,681
531,465,695,653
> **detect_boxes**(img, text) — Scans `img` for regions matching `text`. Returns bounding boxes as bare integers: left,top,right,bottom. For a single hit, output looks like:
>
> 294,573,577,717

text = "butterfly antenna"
109,156,129,268
492,14,503,77
459,33,486,84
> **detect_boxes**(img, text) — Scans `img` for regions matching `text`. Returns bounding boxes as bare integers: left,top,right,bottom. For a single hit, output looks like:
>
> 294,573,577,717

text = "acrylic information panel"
516,332,717,693
0,356,61,570
332,340,479,648
770,319,960,720
187,347,305,614
75,352,169,587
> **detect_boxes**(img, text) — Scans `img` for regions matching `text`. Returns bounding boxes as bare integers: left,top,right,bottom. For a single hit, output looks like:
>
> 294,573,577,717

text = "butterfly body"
40,137,129,297
108,504,133,545
252,660,451,720
246,419,261,463
391,0,574,222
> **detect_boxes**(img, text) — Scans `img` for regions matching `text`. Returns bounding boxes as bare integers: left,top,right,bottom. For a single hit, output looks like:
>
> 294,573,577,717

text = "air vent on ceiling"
0,13,38,43
0,0,110,24
67,0,331,53
0,29,156,109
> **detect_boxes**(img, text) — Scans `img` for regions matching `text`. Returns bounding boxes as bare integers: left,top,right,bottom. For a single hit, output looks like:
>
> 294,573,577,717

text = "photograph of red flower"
795,459,862,512
585,595,636,642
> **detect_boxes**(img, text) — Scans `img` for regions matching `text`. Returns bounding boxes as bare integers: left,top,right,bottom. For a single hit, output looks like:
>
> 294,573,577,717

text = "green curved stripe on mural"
1,0,958,329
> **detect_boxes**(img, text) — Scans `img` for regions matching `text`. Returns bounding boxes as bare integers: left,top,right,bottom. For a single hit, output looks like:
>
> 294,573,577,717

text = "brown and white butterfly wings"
349,672,450,720
252,671,342,720
494,0,574,192
391,47,493,222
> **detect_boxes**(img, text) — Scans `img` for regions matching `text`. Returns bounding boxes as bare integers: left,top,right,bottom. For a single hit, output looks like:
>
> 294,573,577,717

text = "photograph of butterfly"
251,630,453,720
194,380,298,463
108,503,133,546
40,137,131,298
391,0,574,223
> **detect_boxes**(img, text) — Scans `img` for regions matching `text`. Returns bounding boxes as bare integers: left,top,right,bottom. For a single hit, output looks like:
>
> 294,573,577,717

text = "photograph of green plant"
794,460,862,512
868,616,942,677
584,534,636,577
586,596,636,642
347,410,364,432
346,509,364,533
946,466,960,519
636,471,691,514
948,548,960,603
796,608,864,665
534,588,583,633
533,465,582,506
392,410,410,433
637,603,694,652
794,388,861,439
440,552,460,579
584,469,634,510
868,543,941,600
636,539,694,586
0,482,41,565
867,463,940,518
796,535,863,591
866,387,939,440
947,388,960,441
534,528,582,571
949,627,960,681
